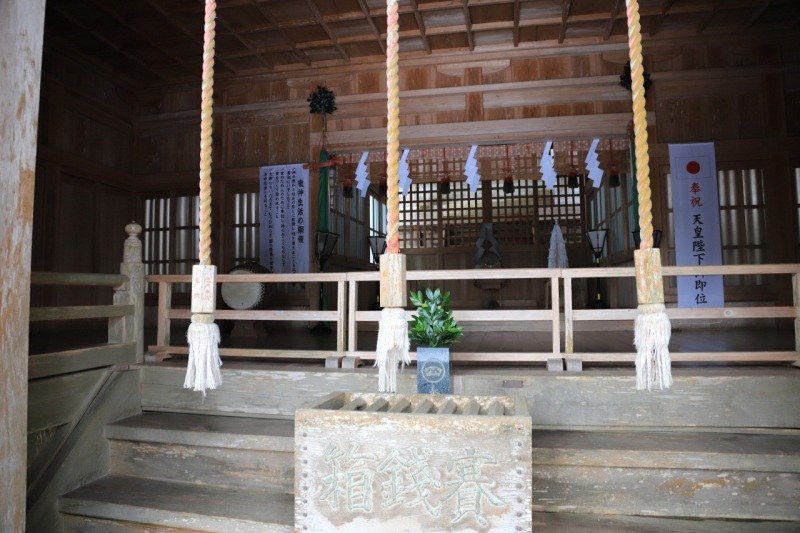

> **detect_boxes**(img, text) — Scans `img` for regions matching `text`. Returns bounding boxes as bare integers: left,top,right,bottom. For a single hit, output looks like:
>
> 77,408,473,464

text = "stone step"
60,475,294,533
106,412,295,492
531,430,800,521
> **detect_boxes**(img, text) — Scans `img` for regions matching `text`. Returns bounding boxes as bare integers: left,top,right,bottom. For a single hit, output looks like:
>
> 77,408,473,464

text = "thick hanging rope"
627,0,671,390
375,0,410,393
185,0,222,395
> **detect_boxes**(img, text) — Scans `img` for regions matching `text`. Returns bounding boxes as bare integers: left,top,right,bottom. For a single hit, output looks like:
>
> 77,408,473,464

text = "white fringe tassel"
634,303,672,391
184,313,222,396
375,307,410,393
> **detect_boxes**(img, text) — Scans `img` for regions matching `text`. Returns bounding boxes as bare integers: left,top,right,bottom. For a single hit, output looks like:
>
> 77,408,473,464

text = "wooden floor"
30,323,797,364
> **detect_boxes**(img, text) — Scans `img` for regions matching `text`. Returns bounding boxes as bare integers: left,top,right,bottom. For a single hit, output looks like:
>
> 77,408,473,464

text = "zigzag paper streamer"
585,139,602,188
355,151,370,197
540,141,557,190
464,145,481,193
399,149,411,196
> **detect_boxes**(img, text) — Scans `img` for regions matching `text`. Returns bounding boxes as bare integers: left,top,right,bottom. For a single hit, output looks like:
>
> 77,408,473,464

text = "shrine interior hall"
3,0,800,532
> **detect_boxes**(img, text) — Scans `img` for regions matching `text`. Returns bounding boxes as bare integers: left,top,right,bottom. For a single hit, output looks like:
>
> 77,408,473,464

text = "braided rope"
626,0,653,250
385,0,400,255
199,0,216,266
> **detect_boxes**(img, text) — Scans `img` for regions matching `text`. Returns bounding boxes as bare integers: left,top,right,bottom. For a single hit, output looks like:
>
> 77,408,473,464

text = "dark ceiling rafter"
696,0,725,33
649,0,676,37
146,0,240,77
356,0,386,55
604,0,625,41
558,0,572,44
303,0,350,62
213,7,276,70
250,0,313,66
49,3,170,83
43,0,800,87
408,0,432,54
746,0,772,27
85,0,197,77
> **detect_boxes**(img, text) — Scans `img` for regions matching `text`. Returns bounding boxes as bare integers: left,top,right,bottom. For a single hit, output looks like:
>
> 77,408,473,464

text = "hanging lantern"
439,148,451,195
502,145,514,194
379,174,388,197
343,177,354,198
342,153,354,198
608,139,620,188
567,141,580,189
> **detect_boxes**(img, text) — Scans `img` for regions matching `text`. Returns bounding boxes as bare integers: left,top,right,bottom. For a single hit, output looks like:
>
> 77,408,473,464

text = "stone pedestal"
417,347,451,394
295,392,532,533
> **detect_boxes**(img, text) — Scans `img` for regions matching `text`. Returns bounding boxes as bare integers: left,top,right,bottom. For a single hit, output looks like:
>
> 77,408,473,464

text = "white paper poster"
669,143,724,307
259,164,310,273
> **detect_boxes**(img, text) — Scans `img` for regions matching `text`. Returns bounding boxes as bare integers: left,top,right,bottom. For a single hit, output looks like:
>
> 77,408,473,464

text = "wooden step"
533,511,800,532
60,475,293,533
105,412,295,492
531,430,800,521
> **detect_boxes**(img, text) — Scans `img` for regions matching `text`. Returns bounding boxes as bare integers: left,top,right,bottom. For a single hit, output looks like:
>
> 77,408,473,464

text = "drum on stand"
220,263,275,337
220,262,274,310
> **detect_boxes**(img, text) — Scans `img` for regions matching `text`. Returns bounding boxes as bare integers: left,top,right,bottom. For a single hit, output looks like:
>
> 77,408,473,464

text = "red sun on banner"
686,161,701,174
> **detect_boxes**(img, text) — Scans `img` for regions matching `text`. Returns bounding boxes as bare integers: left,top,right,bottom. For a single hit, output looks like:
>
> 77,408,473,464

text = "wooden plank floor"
31,324,796,358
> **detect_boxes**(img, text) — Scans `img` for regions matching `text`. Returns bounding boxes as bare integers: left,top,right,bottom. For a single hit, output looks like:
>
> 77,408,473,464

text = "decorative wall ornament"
585,139,602,188
307,86,337,122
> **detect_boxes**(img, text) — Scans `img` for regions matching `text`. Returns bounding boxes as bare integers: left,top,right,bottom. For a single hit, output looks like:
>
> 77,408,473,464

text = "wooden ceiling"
45,0,799,87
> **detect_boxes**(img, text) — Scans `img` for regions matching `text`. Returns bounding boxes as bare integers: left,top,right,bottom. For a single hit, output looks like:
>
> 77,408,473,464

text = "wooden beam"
251,0,313,66
408,0,432,54
462,0,475,51
746,0,772,28
604,0,625,41
649,0,676,37
214,7,275,70
304,0,350,62
356,0,386,55
559,0,572,44
146,0,241,76
513,0,521,47
84,0,196,76
48,3,169,82
696,0,725,33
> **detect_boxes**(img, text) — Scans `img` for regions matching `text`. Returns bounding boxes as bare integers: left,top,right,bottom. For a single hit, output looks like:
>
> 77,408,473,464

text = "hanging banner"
669,143,724,307
259,164,310,273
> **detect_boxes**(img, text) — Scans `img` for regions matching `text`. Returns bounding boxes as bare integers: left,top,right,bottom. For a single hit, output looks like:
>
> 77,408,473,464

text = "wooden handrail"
144,264,800,368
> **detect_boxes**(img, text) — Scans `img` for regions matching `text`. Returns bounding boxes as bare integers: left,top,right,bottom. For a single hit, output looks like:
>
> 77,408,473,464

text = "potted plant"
409,288,463,394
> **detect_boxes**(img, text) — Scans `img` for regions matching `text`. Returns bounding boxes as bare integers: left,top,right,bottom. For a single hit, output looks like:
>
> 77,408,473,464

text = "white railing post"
110,222,144,362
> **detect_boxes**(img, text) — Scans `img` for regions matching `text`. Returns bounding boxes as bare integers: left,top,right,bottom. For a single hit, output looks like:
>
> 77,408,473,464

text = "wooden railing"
149,272,348,365
28,224,145,378
563,264,800,366
146,263,800,369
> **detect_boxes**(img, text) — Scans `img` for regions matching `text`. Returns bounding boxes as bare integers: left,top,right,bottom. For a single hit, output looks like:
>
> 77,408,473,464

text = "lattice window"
718,166,767,286
230,191,259,267
540,175,584,247
400,181,442,249
442,180,482,248
665,164,768,287
142,193,198,294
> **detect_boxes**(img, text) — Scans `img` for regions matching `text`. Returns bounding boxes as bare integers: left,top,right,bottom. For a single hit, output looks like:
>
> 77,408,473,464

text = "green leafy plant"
408,288,463,348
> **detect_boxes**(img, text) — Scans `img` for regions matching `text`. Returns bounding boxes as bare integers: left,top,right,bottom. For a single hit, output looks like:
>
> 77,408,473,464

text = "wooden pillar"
0,1,46,531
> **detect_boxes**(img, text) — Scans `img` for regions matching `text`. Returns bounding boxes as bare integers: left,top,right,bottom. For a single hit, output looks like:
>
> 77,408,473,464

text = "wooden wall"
34,28,800,309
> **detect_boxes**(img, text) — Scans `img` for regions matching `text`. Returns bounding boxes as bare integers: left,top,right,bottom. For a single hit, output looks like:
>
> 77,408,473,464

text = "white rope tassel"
375,307,410,393
184,313,222,395
634,303,672,391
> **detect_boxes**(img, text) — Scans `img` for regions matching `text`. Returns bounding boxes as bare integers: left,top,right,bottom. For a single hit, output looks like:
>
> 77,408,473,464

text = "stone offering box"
295,392,532,533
